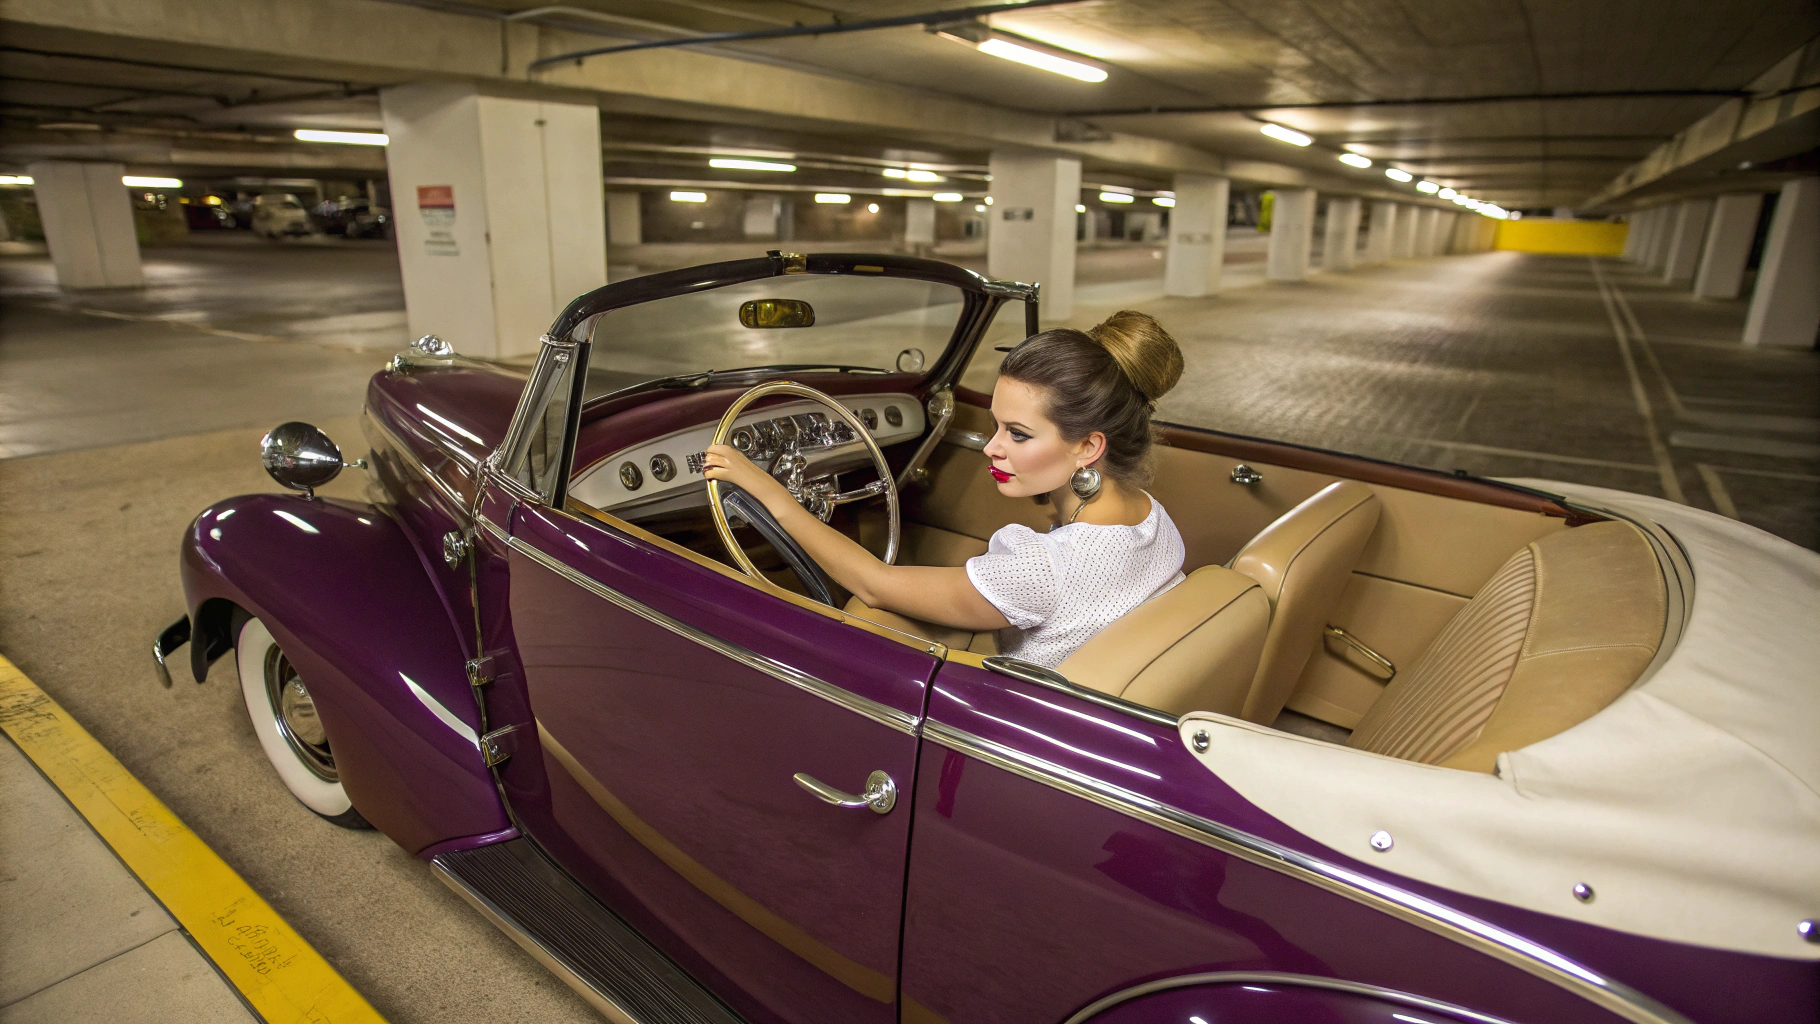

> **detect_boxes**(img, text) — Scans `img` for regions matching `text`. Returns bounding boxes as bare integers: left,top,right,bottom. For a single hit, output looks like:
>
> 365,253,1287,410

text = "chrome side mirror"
260,422,363,498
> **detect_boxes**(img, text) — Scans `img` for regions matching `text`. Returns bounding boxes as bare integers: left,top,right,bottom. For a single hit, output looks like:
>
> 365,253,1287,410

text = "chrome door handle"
793,770,896,814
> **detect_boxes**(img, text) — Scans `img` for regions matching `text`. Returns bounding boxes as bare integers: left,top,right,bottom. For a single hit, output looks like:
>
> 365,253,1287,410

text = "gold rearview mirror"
739,298,816,329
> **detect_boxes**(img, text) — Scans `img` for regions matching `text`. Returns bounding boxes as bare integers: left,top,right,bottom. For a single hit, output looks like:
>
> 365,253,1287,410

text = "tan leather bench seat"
1348,521,1668,773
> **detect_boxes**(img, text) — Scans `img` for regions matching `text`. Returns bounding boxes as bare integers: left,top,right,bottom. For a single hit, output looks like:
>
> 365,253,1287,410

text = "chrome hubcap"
265,645,337,782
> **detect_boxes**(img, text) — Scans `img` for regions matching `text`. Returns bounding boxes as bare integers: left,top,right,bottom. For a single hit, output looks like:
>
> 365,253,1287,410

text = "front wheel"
236,618,369,828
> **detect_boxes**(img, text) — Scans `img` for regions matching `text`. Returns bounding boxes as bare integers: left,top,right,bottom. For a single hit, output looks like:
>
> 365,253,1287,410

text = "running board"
433,839,745,1024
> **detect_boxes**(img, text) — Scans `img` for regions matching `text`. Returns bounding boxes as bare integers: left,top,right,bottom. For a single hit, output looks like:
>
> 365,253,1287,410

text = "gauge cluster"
569,393,925,516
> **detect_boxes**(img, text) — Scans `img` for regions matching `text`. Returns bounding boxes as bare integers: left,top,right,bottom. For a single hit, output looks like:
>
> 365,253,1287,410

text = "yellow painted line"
0,654,386,1024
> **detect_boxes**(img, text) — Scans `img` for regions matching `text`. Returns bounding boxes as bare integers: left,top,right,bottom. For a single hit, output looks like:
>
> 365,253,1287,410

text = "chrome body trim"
431,859,645,1024
504,529,919,736
1059,970,1520,1024
923,720,1692,1024
896,388,954,489
981,656,1179,728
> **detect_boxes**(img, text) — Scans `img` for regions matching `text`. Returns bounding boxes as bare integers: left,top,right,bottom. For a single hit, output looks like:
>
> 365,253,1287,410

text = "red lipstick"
989,467,1012,483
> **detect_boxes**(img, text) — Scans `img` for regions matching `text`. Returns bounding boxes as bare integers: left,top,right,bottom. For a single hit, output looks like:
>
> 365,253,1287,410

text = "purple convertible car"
157,252,1818,1024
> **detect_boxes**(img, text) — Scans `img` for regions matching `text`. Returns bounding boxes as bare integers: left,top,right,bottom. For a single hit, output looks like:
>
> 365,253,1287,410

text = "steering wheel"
706,381,900,606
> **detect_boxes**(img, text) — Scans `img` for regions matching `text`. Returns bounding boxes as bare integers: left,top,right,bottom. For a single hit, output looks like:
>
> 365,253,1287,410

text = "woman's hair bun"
1087,310,1183,404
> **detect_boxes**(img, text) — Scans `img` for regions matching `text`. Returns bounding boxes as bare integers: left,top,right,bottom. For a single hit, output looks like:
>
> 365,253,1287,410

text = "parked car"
154,252,1819,1024
182,199,238,231
250,193,314,238
312,196,391,239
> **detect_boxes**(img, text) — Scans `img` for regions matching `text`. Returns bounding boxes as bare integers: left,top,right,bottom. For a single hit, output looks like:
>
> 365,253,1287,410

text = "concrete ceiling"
2,0,1816,208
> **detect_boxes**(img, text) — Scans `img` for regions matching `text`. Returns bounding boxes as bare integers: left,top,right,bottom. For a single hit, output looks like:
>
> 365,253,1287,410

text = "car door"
481,492,936,1024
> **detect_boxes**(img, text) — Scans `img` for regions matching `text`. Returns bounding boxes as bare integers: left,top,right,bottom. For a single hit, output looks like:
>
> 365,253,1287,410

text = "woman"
702,310,1187,668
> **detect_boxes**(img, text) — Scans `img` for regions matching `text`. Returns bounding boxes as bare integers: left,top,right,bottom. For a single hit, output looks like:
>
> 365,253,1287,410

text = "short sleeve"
965,525,1060,630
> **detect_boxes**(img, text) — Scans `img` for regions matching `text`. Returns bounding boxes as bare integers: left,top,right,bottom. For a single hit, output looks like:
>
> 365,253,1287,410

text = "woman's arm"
701,444,1010,631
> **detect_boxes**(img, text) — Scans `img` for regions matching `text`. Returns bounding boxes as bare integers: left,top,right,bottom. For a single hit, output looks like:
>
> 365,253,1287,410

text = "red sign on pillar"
417,185,457,256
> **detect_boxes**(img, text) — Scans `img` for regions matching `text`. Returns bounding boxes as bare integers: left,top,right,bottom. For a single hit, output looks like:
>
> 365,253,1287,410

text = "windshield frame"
511,251,1035,508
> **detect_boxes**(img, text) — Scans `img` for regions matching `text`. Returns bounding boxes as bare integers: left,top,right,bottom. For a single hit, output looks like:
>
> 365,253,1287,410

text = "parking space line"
1589,259,1687,503
0,654,386,1024
1695,465,1741,520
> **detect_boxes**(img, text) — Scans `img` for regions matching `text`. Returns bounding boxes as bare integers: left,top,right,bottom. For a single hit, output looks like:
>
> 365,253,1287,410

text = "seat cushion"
1348,521,1667,772
1058,566,1269,717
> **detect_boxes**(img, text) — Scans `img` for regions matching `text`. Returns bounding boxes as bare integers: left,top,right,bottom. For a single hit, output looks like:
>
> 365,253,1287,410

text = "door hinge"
481,723,522,767
466,654,496,689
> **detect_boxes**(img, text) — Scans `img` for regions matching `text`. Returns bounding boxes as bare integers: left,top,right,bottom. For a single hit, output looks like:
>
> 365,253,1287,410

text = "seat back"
1348,521,1666,772
1230,481,1382,724
1059,566,1269,717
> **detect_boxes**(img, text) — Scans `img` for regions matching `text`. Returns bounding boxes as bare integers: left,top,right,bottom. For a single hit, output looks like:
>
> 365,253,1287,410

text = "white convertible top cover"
1181,483,1820,959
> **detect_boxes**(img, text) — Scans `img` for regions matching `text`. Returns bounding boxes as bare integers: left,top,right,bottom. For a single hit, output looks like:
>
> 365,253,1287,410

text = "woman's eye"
1008,430,1031,442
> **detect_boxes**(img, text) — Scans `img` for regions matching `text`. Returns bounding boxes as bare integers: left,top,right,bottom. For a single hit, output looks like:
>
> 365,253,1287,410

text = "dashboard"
569,392,926,517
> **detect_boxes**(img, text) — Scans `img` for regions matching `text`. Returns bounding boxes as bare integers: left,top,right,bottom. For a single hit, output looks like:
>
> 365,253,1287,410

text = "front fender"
181,493,509,855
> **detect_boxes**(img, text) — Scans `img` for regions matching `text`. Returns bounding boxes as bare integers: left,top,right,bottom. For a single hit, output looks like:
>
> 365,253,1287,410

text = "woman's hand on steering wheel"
702,445,792,516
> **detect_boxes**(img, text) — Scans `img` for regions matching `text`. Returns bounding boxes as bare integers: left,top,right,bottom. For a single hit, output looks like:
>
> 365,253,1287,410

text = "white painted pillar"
742,195,779,239
1628,209,1654,264
904,199,935,248
1621,212,1643,260
1411,207,1433,257
380,83,607,360
1164,174,1229,297
1321,196,1361,272
606,192,641,246
27,161,142,290
1743,177,1820,349
987,151,1082,321
1266,188,1315,281
1693,193,1765,299
1661,199,1713,284
1644,207,1678,269
1362,201,1396,264
1391,204,1419,258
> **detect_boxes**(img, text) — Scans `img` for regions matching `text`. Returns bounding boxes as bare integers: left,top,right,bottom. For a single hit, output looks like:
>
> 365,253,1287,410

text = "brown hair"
997,310,1184,486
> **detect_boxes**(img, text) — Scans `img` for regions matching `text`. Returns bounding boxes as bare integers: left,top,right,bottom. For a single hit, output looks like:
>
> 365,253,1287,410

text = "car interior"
562,350,1673,777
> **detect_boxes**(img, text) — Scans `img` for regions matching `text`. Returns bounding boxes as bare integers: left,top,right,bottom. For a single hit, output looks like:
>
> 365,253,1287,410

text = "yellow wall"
1494,219,1628,255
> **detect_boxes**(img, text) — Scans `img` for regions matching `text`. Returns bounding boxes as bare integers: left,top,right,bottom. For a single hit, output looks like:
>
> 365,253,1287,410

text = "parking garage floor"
1,240,1815,1023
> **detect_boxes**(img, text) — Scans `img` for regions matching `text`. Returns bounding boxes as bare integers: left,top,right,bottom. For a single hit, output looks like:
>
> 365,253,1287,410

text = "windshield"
581,274,968,396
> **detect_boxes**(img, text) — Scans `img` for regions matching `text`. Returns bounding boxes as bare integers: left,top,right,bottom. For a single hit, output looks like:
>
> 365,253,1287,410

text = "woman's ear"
1074,431,1108,467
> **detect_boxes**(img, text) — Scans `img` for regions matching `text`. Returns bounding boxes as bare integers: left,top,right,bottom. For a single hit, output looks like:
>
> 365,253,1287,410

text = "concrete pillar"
1410,207,1432,257
380,83,607,361
742,195,779,239
1644,207,1678,269
1693,193,1765,299
1621,212,1643,260
1266,188,1315,281
1661,199,1713,284
1391,204,1419,258
606,192,641,246
1630,208,1658,264
1362,201,1396,264
1743,177,1820,349
26,161,142,290
904,199,935,248
987,150,1082,321
1164,174,1229,297
1321,196,1361,272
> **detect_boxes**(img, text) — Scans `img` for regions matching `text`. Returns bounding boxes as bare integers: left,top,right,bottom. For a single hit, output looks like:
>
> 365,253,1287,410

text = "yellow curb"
0,653,386,1024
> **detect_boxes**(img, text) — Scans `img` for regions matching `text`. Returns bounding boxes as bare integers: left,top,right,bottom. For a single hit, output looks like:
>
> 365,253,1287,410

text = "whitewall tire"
236,617,369,828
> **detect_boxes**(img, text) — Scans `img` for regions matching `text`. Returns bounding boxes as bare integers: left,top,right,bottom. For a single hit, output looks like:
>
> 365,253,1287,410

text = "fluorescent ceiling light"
983,196,993,205
294,129,388,146
932,192,963,202
1437,187,1457,199
1384,168,1414,183
867,203,879,213
1259,123,1312,147
669,190,707,203
906,169,942,183
0,175,33,186
974,204,986,212
976,38,1108,83
814,193,851,204
1098,191,1134,204
1075,204,1086,213
1152,196,1175,208
1416,180,1441,194
123,176,182,188
709,158,795,172
1338,152,1372,169
1452,195,1472,206
882,168,907,178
